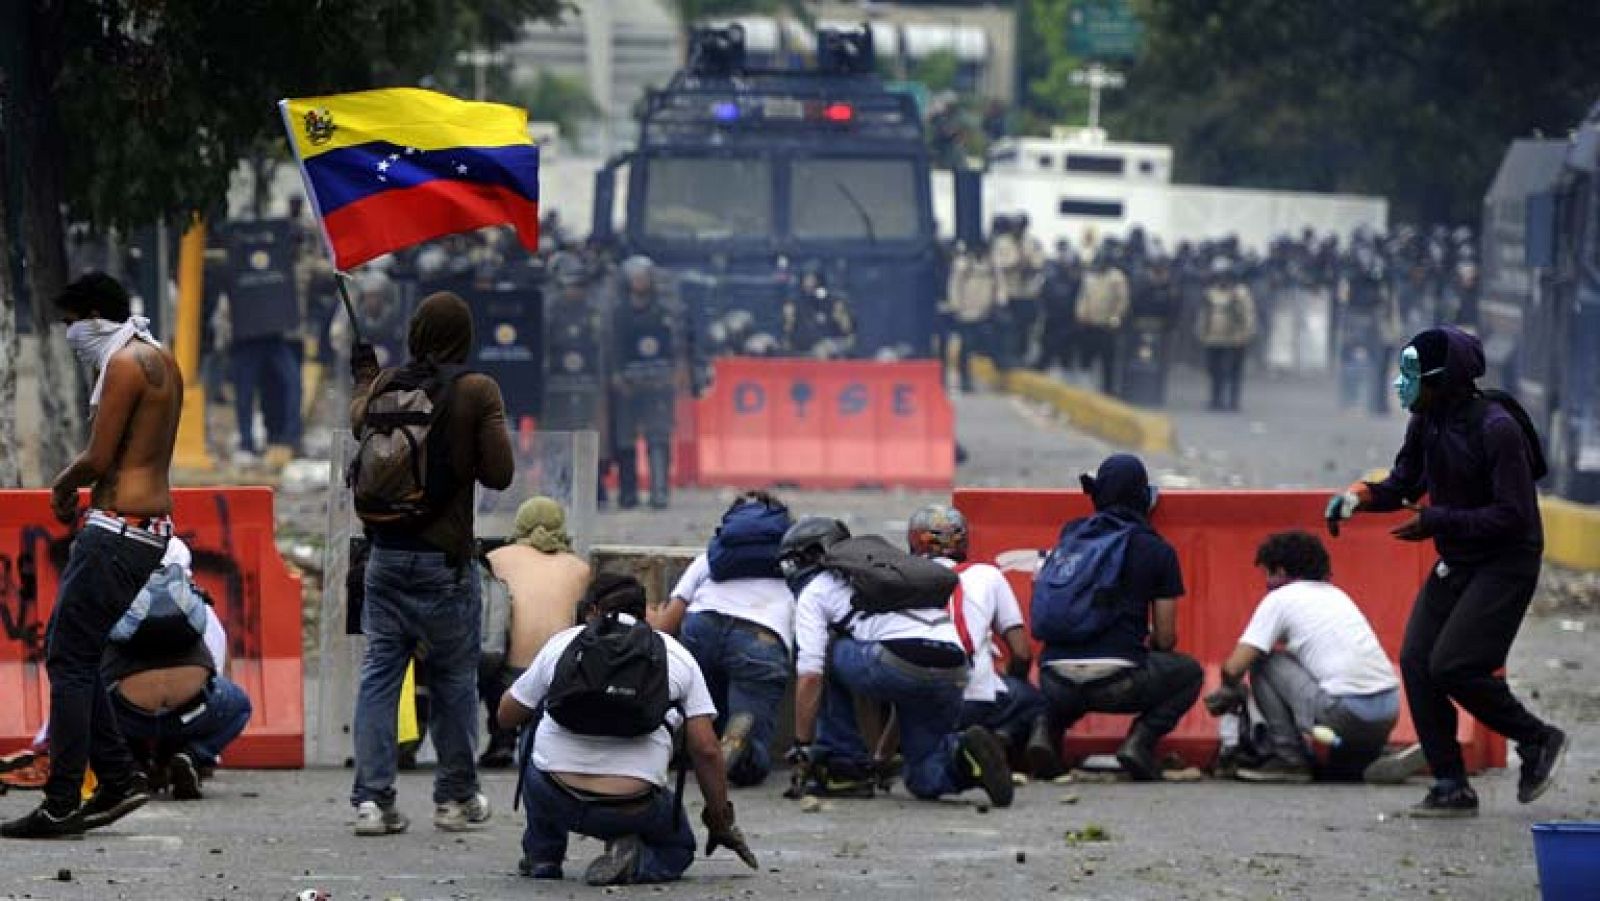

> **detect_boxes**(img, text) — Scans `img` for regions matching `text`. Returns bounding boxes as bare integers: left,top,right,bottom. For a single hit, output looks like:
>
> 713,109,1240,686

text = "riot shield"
310,429,599,766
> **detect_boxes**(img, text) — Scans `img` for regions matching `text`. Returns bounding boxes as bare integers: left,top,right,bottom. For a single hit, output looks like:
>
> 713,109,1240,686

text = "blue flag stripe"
305,141,540,216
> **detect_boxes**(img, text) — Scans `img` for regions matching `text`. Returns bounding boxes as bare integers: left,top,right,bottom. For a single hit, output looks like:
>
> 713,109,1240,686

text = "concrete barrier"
972,357,1176,454
1541,497,1600,571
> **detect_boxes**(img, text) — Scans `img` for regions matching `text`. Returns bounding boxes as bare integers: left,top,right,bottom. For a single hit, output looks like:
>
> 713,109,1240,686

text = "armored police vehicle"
592,25,954,372
1482,100,1600,503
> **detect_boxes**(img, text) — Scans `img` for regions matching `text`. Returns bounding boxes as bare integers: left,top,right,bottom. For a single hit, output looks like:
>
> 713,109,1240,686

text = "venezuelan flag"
278,88,539,271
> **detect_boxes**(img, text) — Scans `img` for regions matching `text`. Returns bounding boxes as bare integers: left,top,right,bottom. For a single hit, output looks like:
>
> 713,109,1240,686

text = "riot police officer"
610,255,680,510
781,261,855,358
1336,245,1401,416
541,250,608,441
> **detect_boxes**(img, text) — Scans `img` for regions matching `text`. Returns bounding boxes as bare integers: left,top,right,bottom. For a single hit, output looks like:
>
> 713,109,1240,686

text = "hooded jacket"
1365,327,1543,566
351,292,515,561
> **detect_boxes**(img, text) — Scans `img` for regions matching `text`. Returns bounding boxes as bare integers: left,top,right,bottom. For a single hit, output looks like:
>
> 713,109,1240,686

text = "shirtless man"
480,496,591,764
3,273,182,839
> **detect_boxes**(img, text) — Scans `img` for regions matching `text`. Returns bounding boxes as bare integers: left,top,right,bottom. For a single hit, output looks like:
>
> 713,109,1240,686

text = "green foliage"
909,50,961,95
51,0,564,231
1020,0,1090,126
1109,0,1600,222
513,70,601,147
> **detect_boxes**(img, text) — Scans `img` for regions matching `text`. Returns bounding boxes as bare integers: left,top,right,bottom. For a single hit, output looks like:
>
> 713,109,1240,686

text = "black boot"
1116,724,1162,782
1024,716,1064,780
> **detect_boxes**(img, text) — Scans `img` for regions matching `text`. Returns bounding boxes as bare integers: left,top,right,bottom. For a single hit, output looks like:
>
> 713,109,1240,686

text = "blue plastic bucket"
1532,822,1600,900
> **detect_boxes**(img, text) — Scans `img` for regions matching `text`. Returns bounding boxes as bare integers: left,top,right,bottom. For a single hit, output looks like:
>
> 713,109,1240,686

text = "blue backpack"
707,500,793,582
1030,513,1139,645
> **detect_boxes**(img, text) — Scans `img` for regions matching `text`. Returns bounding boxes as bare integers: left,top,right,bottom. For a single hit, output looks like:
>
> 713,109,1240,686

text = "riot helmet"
778,516,850,589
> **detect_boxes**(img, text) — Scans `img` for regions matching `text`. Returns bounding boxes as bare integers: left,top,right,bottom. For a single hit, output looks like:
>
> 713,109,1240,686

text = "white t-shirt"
944,560,1025,703
203,606,228,674
794,571,963,676
671,553,796,649
508,618,718,787
1238,581,1399,697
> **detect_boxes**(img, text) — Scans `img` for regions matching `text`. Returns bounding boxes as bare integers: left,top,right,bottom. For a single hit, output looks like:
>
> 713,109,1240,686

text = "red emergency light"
822,102,854,122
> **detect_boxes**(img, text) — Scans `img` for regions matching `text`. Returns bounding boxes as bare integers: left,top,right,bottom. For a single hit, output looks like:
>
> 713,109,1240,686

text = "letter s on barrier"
734,382,765,415
839,383,868,416
892,384,915,417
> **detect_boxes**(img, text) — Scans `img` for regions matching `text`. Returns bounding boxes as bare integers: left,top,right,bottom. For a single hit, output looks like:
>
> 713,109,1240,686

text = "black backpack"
347,364,468,528
1470,389,1549,481
545,613,672,738
823,535,960,615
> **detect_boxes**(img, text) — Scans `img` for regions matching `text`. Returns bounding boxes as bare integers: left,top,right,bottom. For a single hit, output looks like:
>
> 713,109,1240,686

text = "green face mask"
1395,345,1446,410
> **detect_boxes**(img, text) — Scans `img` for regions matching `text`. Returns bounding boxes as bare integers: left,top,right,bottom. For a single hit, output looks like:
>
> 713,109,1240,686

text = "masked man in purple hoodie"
1326,326,1566,818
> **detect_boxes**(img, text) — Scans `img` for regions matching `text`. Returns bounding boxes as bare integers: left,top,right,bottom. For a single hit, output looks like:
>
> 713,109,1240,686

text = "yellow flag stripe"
280,87,531,160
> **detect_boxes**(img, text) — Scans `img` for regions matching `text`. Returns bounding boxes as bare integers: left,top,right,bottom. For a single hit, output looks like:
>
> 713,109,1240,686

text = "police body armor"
613,300,677,440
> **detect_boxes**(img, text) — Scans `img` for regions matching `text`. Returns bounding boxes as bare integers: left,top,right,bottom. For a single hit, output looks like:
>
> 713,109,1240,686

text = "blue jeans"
112,676,253,767
679,611,790,786
231,336,302,452
351,547,482,807
819,640,968,800
521,768,695,883
43,526,168,809
958,675,1047,751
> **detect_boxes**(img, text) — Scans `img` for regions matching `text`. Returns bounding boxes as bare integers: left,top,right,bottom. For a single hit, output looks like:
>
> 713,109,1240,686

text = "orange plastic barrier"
695,358,954,490
0,488,304,768
955,488,1508,772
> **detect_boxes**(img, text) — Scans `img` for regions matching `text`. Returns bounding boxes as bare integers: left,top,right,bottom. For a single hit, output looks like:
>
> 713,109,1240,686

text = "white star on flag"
378,175,387,182
388,153,400,161
404,147,417,155
455,163,468,175
377,160,391,172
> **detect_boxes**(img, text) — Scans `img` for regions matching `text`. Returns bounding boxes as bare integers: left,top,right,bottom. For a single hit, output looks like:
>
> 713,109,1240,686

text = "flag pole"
335,271,366,346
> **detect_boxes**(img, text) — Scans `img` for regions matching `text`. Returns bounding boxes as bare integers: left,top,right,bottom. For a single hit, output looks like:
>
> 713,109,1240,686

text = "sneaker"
1409,783,1479,819
1517,726,1568,804
78,773,150,831
584,835,643,886
168,753,202,801
0,801,83,839
1236,757,1314,784
0,749,37,774
959,726,1014,808
519,857,564,880
434,792,492,831
1363,743,1428,785
0,753,50,790
803,771,877,799
353,801,409,836
720,712,756,778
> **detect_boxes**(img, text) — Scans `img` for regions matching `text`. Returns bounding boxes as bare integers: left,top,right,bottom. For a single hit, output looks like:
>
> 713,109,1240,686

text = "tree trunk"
20,0,81,480
0,86,19,489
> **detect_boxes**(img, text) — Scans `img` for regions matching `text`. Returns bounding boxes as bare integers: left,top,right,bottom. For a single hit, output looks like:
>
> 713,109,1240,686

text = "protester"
1203,531,1399,783
652,492,795,787
1030,454,1203,781
479,496,592,768
782,517,1014,806
346,291,514,836
4,273,182,839
610,255,680,510
906,505,1054,777
498,573,758,886
1326,326,1566,817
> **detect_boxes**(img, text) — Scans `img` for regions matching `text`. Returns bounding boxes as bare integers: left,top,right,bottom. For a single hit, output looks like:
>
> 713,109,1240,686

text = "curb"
1541,496,1600,571
972,357,1176,454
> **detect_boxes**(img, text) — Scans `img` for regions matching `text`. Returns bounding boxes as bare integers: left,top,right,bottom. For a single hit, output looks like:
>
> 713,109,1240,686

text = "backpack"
823,535,960,616
109,562,208,657
1030,513,1140,645
707,500,793,582
1470,389,1549,481
347,365,468,528
545,613,672,738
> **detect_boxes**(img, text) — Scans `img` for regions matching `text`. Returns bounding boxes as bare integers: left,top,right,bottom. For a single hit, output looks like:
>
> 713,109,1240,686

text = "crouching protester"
652,492,795,787
1326,326,1566,817
1203,531,1399,784
479,496,593,768
1031,454,1203,781
498,573,758,886
782,517,1014,806
906,505,1055,777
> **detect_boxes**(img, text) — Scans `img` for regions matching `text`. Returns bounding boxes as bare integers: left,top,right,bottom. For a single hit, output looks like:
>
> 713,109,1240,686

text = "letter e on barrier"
892,384,916,417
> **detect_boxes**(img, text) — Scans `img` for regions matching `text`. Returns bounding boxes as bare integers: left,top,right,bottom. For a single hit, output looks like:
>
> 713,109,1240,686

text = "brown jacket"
351,292,514,561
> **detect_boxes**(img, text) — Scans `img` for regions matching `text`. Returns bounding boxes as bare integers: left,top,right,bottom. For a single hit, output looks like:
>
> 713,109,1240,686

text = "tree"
1110,0,1600,223
514,71,601,149
1017,0,1092,131
2,0,563,482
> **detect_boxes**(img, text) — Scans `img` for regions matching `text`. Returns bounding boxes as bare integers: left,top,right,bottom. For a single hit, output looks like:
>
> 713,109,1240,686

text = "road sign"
1068,0,1143,61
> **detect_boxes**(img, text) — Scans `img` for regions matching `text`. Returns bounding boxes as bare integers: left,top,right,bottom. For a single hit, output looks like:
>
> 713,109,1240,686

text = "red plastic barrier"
0,489,304,768
955,488,1508,772
695,358,954,490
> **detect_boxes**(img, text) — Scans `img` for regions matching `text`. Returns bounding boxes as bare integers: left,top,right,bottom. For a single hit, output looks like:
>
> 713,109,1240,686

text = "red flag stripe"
321,179,540,271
